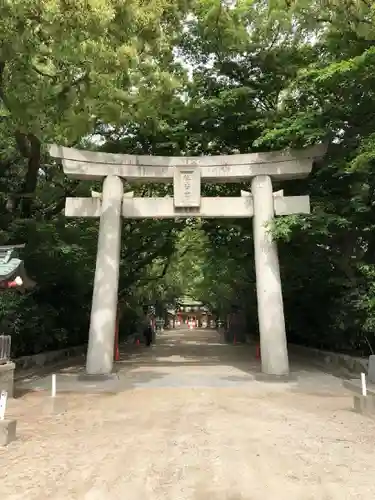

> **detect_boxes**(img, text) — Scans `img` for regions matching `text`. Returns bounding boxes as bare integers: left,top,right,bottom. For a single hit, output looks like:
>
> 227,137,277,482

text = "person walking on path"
142,310,153,346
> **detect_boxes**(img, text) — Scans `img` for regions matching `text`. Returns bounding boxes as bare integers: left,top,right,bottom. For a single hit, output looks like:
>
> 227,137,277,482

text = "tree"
127,0,375,353
0,0,189,354
0,0,188,216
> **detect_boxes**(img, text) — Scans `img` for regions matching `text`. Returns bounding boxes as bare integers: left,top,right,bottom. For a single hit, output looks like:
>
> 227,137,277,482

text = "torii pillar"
86,175,123,376
252,176,288,376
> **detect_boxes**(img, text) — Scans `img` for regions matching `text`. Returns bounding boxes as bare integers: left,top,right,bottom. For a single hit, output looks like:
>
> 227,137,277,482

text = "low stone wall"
1,345,87,398
14,344,87,371
245,334,368,377
0,362,15,397
13,334,137,373
288,343,368,376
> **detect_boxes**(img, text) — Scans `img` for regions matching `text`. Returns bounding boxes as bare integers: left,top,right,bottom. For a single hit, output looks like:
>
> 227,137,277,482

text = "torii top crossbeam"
49,144,326,182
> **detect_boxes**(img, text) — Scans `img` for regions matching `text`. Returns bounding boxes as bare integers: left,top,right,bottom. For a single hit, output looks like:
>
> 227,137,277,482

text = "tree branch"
0,61,11,112
118,237,176,297
138,257,172,283
137,244,194,284
42,180,81,219
58,71,89,100
32,65,56,80
12,132,42,218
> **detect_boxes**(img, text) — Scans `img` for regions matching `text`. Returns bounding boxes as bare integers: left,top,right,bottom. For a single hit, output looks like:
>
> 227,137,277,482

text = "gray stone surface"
77,373,119,383
274,195,310,216
15,345,86,371
66,195,312,220
368,354,375,383
49,143,326,181
252,175,289,376
66,196,256,218
65,197,101,217
86,175,123,376
254,372,297,383
353,395,375,416
0,419,17,446
173,165,201,207
290,344,368,376
123,196,253,218
0,362,15,397
343,378,375,396
17,368,257,393
17,373,124,394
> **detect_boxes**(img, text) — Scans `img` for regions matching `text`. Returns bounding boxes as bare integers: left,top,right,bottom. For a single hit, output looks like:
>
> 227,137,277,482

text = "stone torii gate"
49,144,325,379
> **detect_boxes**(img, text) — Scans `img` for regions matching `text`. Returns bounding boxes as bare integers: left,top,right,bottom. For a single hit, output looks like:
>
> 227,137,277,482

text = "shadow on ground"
14,328,337,396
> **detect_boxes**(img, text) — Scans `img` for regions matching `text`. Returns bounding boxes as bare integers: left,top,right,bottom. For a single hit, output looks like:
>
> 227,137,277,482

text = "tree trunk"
14,132,41,218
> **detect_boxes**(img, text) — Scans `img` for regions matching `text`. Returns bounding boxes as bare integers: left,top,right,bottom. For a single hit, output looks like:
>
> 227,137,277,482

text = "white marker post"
361,372,367,397
51,374,56,398
0,390,8,420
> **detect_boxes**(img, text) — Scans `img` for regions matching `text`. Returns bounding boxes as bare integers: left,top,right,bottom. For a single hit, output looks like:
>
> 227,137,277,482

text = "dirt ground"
1,328,375,500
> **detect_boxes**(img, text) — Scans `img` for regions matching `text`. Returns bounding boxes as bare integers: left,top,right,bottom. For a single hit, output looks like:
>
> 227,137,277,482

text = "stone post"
251,175,289,376
86,175,123,376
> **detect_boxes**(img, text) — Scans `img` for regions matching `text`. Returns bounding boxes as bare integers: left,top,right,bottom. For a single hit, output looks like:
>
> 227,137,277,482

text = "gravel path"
1,328,374,499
